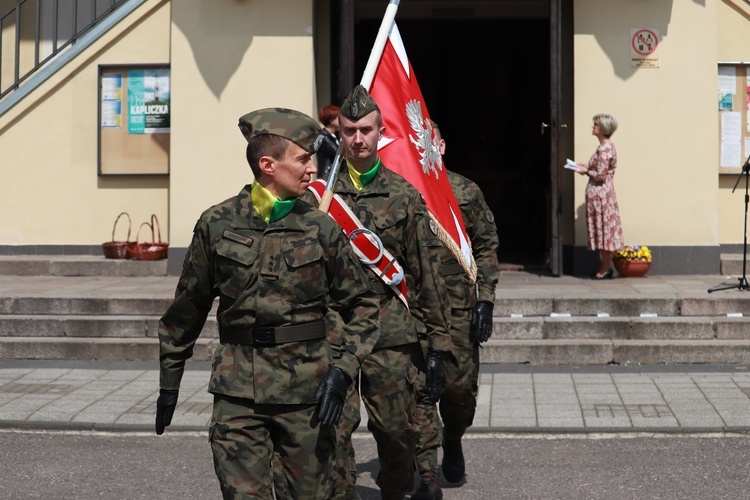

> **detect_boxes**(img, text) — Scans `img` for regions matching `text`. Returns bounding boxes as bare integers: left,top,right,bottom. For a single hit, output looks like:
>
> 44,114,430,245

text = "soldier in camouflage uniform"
412,121,500,499
303,86,452,500
154,108,380,500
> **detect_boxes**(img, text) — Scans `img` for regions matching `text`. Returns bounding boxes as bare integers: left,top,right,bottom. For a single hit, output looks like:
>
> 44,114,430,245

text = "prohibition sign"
632,29,658,56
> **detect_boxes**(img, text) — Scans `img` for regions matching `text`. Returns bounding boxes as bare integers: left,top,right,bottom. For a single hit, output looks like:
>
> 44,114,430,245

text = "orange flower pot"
614,259,651,277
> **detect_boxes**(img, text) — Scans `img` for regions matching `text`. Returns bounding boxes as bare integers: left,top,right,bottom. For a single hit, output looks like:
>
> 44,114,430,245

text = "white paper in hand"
564,159,583,172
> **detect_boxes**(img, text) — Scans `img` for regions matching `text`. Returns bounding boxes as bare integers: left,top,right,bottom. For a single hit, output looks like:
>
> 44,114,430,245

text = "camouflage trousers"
414,308,479,472
334,344,419,500
209,394,335,499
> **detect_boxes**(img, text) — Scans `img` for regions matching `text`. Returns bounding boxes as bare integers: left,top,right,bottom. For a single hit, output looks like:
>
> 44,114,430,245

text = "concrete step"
720,254,748,276
0,255,167,277
4,314,749,342
480,339,750,365
3,336,750,365
3,294,750,317
0,336,216,361
0,314,218,338
0,296,174,315
491,316,750,340
0,253,742,278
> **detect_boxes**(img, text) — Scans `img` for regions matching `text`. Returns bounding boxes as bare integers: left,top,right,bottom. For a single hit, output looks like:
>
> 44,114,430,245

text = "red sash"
308,179,408,309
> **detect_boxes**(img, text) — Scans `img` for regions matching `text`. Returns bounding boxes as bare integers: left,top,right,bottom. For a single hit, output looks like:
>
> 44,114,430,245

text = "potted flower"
613,245,653,277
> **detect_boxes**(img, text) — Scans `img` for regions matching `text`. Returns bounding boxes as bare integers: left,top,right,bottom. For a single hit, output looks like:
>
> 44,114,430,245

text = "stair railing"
0,0,127,101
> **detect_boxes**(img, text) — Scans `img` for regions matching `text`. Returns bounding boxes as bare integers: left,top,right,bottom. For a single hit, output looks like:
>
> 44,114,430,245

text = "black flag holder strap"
708,153,750,293
307,179,409,309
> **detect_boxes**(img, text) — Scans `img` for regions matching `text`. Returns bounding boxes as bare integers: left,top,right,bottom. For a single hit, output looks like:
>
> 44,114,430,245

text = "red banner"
369,22,473,272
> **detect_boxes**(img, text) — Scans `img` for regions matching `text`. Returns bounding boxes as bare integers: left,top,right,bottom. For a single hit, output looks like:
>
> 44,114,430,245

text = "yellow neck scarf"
346,159,381,191
251,182,295,223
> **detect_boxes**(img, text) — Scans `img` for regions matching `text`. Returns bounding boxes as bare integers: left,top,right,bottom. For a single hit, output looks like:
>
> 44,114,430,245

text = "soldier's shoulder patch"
485,209,495,224
429,218,438,235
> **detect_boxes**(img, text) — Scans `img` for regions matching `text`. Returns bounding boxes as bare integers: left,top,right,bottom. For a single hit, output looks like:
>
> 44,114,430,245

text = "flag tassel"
428,212,477,284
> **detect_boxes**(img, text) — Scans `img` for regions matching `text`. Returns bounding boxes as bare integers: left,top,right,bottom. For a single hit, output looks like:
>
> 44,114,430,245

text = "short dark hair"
318,105,340,127
246,135,290,177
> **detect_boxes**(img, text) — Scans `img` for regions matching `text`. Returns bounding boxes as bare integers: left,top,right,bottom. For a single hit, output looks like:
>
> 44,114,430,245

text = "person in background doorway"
315,104,341,179
411,120,500,499
575,113,624,279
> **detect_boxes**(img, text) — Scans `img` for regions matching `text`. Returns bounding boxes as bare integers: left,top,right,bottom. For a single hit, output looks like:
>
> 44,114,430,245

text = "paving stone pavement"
3,361,750,434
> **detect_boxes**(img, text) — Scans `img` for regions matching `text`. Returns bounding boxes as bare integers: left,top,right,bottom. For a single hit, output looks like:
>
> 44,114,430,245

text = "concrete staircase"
2,255,750,365
0,255,217,362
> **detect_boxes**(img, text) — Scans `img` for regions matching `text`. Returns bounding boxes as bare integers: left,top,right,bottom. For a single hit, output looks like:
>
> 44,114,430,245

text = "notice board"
718,64,750,173
98,64,170,175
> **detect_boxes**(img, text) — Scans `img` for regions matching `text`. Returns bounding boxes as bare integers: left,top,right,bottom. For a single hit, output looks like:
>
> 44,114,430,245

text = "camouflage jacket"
304,164,451,352
439,171,500,309
158,184,380,404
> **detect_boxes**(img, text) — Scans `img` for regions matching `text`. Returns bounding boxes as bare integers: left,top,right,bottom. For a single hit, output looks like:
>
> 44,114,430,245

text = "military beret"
238,108,322,153
340,85,379,120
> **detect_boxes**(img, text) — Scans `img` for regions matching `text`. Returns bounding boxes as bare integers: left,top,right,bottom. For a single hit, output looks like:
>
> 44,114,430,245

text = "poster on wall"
719,66,736,111
127,68,170,134
101,73,122,128
99,64,170,175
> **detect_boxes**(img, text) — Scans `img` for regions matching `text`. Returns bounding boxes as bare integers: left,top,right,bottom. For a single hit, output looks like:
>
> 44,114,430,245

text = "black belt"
220,321,326,346
442,261,464,276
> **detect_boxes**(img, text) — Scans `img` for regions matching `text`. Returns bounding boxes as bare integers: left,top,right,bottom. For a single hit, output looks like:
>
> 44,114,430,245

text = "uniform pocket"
372,208,407,258
281,239,327,303
215,234,258,298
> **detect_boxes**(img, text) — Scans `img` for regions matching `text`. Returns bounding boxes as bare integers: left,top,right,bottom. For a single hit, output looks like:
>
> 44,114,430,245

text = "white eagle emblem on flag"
406,99,443,179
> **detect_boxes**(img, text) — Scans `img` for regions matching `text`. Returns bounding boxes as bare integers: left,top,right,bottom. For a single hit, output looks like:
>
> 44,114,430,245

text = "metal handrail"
0,0,126,100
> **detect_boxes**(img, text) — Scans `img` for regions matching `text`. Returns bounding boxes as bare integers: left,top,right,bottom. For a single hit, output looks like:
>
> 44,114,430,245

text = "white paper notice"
722,112,742,167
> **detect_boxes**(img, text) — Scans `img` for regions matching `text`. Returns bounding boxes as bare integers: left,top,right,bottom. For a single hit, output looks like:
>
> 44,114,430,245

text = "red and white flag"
369,22,475,277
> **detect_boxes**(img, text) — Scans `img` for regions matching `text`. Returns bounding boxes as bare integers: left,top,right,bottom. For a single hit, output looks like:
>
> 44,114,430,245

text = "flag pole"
318,0,400,213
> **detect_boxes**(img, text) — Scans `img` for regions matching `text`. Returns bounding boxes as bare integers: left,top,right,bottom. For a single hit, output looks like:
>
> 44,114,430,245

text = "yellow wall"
3,0,748,262
717,0,750,244
0,0,318,249
0,0,170,246
573,0,719,247
168,0,317,246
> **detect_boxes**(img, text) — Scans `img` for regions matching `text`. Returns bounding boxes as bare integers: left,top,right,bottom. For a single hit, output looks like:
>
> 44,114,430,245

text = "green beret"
238,108,322,153
340,85,379,120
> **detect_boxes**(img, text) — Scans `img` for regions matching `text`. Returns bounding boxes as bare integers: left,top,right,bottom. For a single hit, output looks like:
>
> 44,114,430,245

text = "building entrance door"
343,0,567,273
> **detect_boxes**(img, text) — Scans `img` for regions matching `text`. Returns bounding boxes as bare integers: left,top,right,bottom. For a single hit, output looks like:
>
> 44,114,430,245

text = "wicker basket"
102,212,134,259
127,215,169,261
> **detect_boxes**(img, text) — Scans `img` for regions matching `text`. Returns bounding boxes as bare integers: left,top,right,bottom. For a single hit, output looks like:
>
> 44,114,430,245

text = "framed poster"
98,64,170,175
718,64,750,173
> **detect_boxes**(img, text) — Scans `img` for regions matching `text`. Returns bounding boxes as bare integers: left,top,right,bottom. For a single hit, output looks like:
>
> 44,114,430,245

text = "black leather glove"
155,389,179,435
313,367,351,426
425,347,447,403
471,300,495,343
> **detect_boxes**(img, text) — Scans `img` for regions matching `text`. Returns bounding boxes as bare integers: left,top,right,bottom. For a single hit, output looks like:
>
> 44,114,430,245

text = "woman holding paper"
576,113,624,279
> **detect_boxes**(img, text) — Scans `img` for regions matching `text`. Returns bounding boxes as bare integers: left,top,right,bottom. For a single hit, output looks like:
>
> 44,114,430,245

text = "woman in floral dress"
576,114,624,279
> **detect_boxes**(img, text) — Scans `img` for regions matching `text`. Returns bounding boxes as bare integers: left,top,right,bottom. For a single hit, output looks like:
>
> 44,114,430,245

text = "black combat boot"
441,433,465,483
411,469,442,500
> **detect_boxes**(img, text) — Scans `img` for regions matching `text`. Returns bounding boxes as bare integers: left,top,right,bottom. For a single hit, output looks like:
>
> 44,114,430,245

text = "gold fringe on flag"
427,211,477,284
